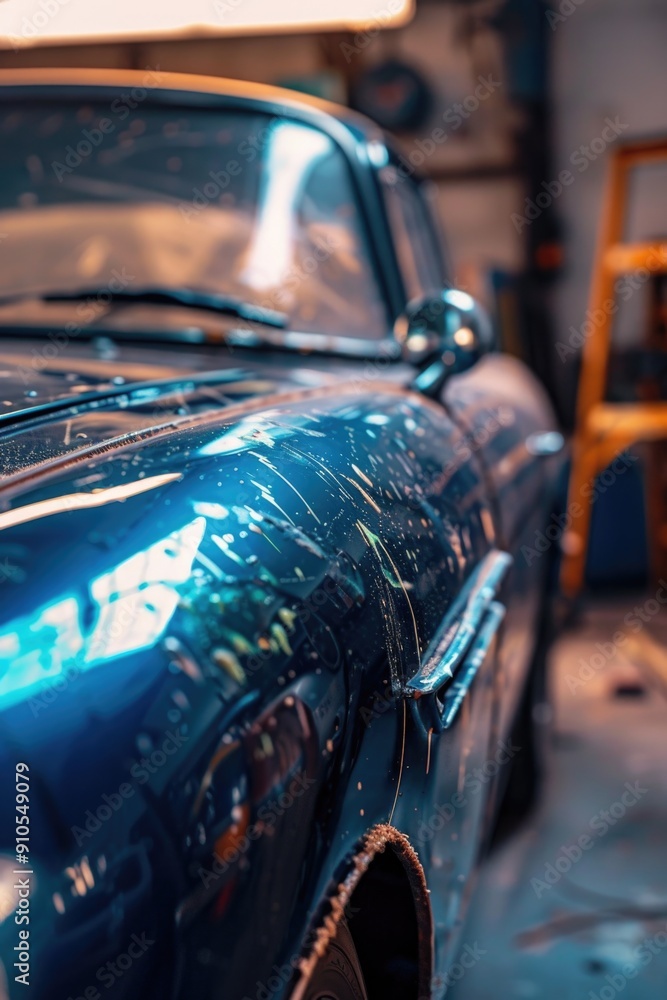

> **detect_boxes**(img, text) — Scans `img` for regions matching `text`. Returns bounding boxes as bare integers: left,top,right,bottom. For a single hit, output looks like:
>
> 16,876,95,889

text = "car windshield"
0,99,388,340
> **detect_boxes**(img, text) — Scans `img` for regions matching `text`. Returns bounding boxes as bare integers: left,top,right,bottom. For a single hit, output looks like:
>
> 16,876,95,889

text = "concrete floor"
450,596,667,999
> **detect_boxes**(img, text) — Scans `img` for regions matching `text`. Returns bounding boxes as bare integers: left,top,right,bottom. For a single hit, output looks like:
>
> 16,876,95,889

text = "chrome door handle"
405,549,511,722
438,601,505,728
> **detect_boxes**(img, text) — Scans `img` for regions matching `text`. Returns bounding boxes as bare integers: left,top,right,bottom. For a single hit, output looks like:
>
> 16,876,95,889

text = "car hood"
0,336,409,478
0,334,425,735
0,336,472,853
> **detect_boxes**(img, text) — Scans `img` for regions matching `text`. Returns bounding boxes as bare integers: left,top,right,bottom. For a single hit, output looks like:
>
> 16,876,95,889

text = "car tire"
300,921,368,1000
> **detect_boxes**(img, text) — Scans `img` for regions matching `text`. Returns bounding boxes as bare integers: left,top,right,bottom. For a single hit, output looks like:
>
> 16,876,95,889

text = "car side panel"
442,353,561,742
0,382,494,1000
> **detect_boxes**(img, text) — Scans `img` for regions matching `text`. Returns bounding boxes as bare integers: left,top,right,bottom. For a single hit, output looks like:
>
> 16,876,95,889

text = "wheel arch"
292,824,433,1000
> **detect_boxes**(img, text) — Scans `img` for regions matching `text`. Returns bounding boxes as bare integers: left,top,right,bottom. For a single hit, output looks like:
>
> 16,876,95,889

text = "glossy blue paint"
0,71,560,1000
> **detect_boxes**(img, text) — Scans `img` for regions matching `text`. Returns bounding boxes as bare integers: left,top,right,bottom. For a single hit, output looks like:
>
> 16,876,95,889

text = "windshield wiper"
0,286,288,329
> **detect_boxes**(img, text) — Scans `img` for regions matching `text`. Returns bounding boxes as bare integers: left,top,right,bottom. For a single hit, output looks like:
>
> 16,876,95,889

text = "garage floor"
449,596,667,999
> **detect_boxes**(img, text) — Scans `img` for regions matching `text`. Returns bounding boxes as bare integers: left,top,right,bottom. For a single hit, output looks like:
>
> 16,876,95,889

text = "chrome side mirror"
395,289,495,397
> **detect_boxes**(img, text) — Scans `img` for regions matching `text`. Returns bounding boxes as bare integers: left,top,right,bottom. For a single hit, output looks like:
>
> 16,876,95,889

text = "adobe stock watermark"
394,75,501,179
566,580,667,693
240,901,361,1000
241,953,302,1000
420,941,486,999
51,67,164,182
71,728,189,846
198,771,316,887
256,233,340,314
343,279,472,414
178,116,280,221
416,740,520,846
521,450,637,566
64,931,154,999
442,942,486,993
556,246,667,361
530,780,648,898
512,116,628,232
225,233,342,355
339,0,409,62
0,558,24,584
6,0,71,50
408,405,514,506
210,582,343,682
546,0,587,31
588,923,667,1000
15,267,135,383
213,0,244,20
402,404,514,513
358,681,395,727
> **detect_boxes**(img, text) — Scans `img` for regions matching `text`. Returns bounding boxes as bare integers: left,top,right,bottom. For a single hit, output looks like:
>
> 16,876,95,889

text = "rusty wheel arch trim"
291,823,433,1000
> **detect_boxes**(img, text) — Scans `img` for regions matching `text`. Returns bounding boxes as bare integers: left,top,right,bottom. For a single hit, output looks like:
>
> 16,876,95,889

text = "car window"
0,103,389,340
381,165,444,302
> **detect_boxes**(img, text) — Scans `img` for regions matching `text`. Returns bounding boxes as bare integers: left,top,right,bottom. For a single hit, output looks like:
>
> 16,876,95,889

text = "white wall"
552,0,667,393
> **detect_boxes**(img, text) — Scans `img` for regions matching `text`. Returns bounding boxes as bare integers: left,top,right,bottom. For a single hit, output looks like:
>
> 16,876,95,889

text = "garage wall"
0,2,526,305
552,0,667,409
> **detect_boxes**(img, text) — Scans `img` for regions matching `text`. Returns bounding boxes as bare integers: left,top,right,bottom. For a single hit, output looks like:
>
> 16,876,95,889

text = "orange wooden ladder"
561,137,667,598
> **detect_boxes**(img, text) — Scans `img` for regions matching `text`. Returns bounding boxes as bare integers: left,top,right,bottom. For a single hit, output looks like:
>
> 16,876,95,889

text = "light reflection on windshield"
240,121,332,293
0,102,388,339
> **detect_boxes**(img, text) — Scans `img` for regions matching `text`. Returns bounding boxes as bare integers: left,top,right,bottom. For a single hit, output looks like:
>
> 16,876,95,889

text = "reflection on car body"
0,69,561,1000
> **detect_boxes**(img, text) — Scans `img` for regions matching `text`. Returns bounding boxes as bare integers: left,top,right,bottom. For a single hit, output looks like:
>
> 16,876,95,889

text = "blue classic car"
0,70,561,1000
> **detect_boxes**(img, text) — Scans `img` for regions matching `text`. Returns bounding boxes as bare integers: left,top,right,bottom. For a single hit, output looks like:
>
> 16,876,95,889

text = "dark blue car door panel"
442,354,560,740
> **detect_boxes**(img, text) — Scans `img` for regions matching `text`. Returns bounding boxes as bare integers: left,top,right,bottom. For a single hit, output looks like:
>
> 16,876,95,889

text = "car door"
375,163,554,982
379,150,559,748
442,354,560,742
389,410,511,982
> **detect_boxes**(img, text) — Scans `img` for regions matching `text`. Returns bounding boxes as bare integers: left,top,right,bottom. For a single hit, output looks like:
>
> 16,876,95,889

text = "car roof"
0,66,384,149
